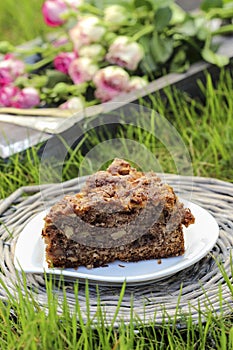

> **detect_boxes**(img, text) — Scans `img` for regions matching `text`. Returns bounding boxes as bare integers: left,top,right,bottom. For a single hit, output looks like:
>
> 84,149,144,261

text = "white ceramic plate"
14,200,219,285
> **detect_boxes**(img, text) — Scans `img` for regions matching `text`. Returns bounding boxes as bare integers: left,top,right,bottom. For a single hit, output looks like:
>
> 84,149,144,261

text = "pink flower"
68,57,98,84
0,68,13,87
0,85,21,107
0,86,40,108
0,55,26,87
106,36,144,70
59,96,84,109
16,87,40,108
42,0,68,27
69,16,106,52
93,66,130,102
53,51,77,74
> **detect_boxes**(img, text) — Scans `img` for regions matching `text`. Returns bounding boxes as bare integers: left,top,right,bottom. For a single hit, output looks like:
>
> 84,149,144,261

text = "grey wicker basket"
0,174,233,325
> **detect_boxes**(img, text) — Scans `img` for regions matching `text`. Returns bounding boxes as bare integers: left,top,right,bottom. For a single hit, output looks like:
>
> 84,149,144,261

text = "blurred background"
0,0,51,45
0,0,203,45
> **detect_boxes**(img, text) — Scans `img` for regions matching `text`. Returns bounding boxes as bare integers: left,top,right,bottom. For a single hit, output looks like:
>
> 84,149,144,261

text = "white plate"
14,200,219,285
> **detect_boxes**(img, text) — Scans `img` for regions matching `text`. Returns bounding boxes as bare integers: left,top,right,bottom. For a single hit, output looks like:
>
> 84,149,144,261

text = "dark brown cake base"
43,224,185,269
42,159,195,269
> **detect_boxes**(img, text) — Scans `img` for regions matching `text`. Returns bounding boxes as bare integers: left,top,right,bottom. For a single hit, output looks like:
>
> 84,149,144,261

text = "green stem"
26,56,54,71
79,3,103,16
15,46,46,56
212,24,233,35
206,7,233,20
132,25,154,41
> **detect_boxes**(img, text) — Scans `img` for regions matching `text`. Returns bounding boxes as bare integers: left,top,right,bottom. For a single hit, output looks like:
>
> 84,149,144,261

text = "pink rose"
93,66,130,102
0,85,21,107
53,51,77,74
15,87,40,108
59,96,84,109
0,68,13,87
69,16,106,52
68,57,98,84
0,54,26,87
42,0,67,27
106,36,144,70
0,86,40,108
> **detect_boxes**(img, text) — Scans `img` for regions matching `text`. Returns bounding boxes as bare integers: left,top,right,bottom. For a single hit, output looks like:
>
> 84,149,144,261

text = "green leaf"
139,35,151,54
46,69,71,88
154,7,172,31
176,18,198,36
150,31,174,64
170,49,190,73
140,53,158,74
201,47,229,67
201,0,223,12
169,4,186,25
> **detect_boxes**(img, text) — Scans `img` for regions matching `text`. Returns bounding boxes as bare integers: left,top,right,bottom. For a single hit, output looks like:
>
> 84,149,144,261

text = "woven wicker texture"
0,175,233,325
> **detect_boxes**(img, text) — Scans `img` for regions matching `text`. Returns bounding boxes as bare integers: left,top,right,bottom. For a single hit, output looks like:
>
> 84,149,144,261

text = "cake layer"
42,159,195,268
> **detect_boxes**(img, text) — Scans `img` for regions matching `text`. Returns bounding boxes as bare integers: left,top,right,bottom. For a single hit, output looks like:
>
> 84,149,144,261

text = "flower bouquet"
0,0,233,115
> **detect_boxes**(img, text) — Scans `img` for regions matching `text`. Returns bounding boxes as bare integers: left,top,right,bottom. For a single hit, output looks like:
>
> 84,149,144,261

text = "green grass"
0,265,233,349
1,68,233,199
0,0,51,45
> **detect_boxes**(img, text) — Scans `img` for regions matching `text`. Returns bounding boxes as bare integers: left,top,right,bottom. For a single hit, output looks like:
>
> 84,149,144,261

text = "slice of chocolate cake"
42,159,195,269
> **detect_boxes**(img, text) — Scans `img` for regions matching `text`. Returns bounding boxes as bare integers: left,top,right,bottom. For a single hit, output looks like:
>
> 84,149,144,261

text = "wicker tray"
0,175,233,325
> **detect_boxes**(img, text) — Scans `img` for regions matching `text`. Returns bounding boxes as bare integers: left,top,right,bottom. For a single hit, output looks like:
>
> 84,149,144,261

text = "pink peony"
0,86,40,108
68,57,98,84
0,54,26,87
0,85,21,107
0,68,13,87
106,36,144,70
59,96,84,109
53,51,77,74
16,87,40,108
93,66,130,102
69,16,106,52
42,0,68,27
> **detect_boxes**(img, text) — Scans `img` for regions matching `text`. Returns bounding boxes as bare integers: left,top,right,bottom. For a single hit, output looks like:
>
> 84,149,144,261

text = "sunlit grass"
1,68,233,198
0,0,52,45
0,262,233,349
